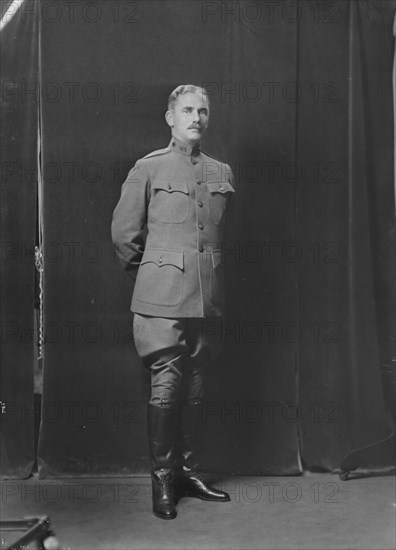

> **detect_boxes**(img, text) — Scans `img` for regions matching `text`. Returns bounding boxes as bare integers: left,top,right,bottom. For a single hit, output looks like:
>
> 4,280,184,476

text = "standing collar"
169,136,201,157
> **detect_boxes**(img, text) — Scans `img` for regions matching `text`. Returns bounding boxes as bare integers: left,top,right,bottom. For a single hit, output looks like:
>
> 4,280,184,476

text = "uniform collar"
169,136,200,157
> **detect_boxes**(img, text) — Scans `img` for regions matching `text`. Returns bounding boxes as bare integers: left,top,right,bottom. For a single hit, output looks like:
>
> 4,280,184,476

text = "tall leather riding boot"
175,403,230,502
147,403,178,519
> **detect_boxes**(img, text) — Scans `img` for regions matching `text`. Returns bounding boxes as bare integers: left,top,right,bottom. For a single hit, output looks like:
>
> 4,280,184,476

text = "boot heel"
176,403,231,503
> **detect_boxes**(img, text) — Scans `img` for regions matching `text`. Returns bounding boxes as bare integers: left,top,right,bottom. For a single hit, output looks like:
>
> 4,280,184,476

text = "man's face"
165,92,209,146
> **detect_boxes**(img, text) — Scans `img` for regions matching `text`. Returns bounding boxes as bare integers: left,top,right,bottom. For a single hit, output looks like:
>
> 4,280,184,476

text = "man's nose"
191,110,200,123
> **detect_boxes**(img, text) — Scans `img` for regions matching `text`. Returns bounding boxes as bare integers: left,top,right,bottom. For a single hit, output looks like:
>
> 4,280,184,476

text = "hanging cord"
35,8,44,361
34,244,44,360
393,10,396,213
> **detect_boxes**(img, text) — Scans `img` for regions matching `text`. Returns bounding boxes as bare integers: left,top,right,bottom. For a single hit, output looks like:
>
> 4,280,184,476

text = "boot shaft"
175,403,203,473
147,403,178,472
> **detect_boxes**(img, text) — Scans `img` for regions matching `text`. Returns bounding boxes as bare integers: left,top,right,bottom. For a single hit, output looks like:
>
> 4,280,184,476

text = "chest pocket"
206,181,235,225
150,180,189,223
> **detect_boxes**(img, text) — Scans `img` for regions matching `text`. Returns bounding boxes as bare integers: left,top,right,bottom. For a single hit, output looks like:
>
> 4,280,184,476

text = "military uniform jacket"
111,136,235,318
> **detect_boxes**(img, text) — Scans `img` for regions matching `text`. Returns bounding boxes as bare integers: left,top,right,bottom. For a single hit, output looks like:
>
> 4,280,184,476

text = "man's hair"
167,84,209,112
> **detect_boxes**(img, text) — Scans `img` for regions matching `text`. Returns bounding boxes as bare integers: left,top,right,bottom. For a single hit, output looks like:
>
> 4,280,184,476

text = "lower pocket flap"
141,248,184,269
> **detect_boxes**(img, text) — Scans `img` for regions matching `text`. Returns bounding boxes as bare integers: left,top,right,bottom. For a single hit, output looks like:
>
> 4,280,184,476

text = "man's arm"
111,160,149,281
226,163,235,191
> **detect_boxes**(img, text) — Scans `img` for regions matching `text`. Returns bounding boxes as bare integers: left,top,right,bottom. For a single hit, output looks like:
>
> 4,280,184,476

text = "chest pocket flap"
206,181,235,195
151,180,189,194
206,181,234,225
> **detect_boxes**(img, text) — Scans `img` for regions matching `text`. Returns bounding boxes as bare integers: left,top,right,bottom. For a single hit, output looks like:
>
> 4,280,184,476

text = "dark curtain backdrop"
0,1,38,478
1,0,394,479
297,0,395,473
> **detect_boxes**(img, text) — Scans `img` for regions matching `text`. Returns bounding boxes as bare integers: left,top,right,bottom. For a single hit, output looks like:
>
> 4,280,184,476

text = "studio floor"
1,473,395,550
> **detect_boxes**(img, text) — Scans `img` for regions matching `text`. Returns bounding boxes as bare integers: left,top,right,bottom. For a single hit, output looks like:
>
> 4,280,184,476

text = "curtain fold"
337,0,396,477
0,0,38,478
297,0,395,474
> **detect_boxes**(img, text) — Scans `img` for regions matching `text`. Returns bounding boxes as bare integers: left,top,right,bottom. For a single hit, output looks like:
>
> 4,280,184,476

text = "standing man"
111,84,235,519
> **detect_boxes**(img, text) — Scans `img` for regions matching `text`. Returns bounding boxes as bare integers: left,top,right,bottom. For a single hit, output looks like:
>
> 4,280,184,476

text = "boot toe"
153,506,177,520
181,476,231,502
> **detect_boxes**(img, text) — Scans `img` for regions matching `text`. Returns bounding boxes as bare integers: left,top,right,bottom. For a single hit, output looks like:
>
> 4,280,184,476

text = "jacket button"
219,185,225,191
167,184,172,190
158,257,162,264
198,223,204,230
198,201,203,207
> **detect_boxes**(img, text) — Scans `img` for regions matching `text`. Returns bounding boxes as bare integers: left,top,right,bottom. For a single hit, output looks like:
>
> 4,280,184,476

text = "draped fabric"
1,0,394,478
0,0,38,478
297,0,395,474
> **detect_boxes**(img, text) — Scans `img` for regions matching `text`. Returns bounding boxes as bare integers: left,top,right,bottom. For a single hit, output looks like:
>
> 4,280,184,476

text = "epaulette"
143,146,171,160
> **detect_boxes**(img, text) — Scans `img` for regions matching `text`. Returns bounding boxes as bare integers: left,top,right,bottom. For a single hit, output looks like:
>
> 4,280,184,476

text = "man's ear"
165,110,174,128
